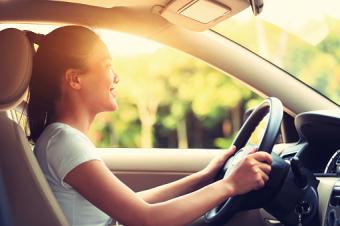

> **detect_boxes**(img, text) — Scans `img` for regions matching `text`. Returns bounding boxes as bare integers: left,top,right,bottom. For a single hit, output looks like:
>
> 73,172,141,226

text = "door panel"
98,148,278,226
99,148,215,191
98,148,217,173
98,144,292,191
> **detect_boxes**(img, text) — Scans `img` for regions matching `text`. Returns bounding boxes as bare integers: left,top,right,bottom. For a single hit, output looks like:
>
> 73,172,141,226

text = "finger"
259,170,269,182
223,146,237,159
254,184,264,190
258,163,272,175
230,145,236,151
251,152,272,165
254,175,266,190
248,147,257,154
254,170,269,190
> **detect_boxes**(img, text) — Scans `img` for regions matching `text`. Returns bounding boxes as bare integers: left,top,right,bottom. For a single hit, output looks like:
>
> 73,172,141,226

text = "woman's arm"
64,150,271,226
137,146,236,203
137,171,208,204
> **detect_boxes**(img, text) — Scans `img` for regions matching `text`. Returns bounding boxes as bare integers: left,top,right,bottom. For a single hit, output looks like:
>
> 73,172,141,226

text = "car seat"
0,28,69,226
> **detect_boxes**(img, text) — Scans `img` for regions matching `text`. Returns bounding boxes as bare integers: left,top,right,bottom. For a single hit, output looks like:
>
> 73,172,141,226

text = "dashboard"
280,110,340,175
277,110,340,226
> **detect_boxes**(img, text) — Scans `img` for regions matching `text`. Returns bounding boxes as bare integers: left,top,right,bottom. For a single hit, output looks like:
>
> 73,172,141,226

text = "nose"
113,73,119,84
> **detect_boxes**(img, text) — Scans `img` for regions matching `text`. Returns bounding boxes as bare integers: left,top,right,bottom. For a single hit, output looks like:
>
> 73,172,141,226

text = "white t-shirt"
34,122,112,226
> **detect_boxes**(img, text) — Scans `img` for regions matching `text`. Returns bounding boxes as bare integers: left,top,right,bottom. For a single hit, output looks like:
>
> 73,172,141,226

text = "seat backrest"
0,28,69,226
0,168,13,226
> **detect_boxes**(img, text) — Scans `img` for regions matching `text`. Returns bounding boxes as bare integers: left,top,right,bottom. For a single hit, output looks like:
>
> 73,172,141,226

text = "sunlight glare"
97,29,162,57
0,23,59,34
0,23,163,57
229,0,340,46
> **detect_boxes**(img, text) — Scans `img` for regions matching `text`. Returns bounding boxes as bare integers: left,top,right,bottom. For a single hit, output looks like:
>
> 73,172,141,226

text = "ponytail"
27,40,63,142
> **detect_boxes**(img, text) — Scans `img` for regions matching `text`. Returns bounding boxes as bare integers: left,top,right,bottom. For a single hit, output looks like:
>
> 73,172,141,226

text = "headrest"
0,28,33,111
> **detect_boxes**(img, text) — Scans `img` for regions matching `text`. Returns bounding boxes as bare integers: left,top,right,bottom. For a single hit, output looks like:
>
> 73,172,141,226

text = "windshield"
213,0,340,105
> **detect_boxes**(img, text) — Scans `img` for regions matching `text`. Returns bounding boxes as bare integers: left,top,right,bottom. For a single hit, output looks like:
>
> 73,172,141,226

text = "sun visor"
155,0,252,31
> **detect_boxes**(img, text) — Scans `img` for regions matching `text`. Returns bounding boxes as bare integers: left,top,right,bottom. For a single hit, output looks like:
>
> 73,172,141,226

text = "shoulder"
42,123,94,150
42,122,99,162
48,123,91,144
39,123,102,188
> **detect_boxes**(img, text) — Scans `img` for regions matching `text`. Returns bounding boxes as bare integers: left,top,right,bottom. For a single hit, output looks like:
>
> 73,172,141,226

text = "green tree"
90,44,262,148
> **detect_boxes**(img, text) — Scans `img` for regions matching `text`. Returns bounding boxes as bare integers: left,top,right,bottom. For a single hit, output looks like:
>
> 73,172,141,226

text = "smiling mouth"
110,87,116,96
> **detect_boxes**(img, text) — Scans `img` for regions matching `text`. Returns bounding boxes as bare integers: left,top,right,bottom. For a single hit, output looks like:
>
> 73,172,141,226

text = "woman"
28,25,272,226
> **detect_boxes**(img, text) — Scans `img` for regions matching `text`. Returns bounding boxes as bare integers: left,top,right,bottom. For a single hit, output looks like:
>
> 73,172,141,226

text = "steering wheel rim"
204,97,284,225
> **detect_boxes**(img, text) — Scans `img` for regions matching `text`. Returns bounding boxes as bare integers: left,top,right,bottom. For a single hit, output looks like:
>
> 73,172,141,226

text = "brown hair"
27,25,102,143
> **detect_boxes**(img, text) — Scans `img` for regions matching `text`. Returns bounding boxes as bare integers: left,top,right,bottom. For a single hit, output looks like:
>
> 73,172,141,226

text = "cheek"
94,81,109,101
79,75,101,102
83,78,99,95
81,70,115,109
83,70,107,91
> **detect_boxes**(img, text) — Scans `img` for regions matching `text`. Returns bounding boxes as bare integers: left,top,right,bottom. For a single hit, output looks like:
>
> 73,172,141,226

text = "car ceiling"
1,0,251,31
52,0,169,8
0,1,170,36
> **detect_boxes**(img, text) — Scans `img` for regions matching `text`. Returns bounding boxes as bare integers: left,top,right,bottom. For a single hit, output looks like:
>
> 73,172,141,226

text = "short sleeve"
46,128,102,189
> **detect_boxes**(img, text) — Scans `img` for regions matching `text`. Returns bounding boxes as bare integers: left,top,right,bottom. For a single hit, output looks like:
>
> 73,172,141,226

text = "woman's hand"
224,148,272,196
200,146,237,185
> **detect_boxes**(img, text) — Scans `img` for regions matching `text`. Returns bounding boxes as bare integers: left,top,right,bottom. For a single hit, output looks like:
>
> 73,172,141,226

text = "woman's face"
78,41,119,114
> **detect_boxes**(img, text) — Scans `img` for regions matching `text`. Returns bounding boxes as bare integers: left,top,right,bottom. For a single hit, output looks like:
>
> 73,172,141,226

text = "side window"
0,24,266,149
89,29,264,149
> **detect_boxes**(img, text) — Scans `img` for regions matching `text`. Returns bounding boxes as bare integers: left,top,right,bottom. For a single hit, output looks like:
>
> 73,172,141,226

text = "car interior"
0,1,339,226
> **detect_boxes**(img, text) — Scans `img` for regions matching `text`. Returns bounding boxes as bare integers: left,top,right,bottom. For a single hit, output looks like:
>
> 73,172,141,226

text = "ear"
65,69,82,90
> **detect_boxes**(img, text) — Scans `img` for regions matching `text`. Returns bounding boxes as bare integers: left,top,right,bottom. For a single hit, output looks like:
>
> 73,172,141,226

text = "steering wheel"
204,97,284,225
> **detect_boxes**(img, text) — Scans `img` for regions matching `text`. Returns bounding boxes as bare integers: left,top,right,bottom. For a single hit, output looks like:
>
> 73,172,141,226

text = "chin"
108,100,118,112
97,99,118,113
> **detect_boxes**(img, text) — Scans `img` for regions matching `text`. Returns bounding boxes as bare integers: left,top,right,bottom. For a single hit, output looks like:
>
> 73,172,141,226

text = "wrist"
220,178,236,197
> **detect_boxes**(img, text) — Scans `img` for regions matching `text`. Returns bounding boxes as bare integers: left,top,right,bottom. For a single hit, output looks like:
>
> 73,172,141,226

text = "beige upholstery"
0,113,69,226
0,29,32,111
0,28,69,226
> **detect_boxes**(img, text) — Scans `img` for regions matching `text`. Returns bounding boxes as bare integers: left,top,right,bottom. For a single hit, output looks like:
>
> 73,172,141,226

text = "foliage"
89,47,258,148
89,16,339,149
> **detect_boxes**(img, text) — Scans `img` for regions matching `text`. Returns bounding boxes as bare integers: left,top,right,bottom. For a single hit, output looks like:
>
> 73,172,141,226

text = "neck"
53,98,96,135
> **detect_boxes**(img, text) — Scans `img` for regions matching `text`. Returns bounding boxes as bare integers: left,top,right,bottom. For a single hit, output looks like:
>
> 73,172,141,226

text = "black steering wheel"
204,97,284,225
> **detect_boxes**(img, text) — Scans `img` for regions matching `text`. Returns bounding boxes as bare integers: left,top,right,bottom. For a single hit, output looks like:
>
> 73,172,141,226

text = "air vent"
330,185,340,206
